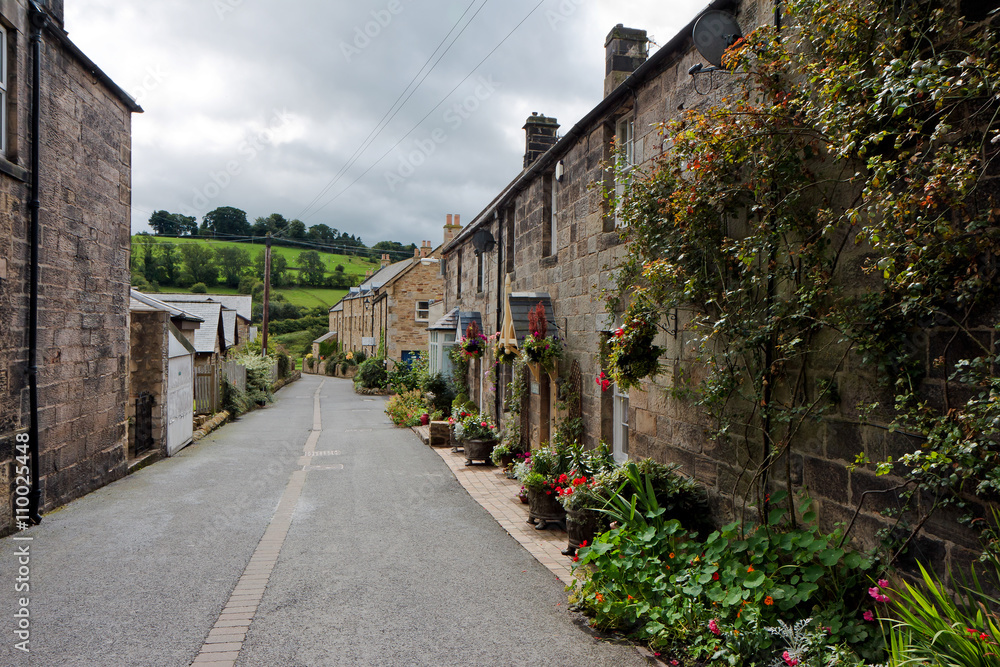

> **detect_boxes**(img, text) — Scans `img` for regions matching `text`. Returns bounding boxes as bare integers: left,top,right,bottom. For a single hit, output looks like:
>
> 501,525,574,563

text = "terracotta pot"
462,438,496,465
527,486,566,530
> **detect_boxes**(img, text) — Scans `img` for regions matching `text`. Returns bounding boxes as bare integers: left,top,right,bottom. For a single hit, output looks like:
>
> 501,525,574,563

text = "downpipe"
26,3,49,525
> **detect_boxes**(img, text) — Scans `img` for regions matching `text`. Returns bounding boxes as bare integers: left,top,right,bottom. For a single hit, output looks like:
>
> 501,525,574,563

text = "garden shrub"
221,377,250,416
422,372,454,416
354,357,387,390
385,390,431,427
190,282,207,294
234,353,275,406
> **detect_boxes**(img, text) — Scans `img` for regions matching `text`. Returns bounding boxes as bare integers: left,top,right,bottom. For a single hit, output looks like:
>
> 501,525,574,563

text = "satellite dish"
692,11,743,68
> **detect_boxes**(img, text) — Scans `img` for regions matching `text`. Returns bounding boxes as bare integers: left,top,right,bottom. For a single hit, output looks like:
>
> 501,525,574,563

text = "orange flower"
764,596,774,606
668,552,675,559
595,593,604,603
747,565,754,573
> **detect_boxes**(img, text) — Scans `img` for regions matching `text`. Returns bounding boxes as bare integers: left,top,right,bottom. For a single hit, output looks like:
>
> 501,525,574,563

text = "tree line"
130,235,359,292
147,206,419,261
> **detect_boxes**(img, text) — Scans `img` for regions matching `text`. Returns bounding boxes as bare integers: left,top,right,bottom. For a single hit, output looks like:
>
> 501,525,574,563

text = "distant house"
328,224,451,364
158,299,229,367
128,291,201,460
0,1,142,531
155,294,253,348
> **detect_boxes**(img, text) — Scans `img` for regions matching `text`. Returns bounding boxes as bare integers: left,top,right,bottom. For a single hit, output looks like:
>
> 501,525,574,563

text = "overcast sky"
64,0,708,246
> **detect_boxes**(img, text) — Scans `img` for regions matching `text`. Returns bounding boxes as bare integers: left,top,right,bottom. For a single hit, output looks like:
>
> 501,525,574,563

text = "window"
476,250,484,293
543,173,557,257
415,300,430,322
614,115,639,228
457,249,462,299
613,384,629,463
504,208,515,274
0,25,7,156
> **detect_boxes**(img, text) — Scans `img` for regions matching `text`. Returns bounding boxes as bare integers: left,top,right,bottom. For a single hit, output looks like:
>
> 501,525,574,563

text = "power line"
305,0,546,218
136,232,417,261
295,0,488,222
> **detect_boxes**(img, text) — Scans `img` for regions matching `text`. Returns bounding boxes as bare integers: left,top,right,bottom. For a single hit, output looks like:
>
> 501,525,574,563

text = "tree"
251,213,288,237
372,240,417,260
285,219,307,240
148,210,197,236
180,243,218,286
159,242,180,284
134,235,159,283
297,250,326,286
307,224,338,247
201,206,250,237
214,246,252,288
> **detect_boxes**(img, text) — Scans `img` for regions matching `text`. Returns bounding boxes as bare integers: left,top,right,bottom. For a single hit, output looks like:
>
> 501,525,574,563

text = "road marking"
304,464,344,471
304,450,341,457
192,380,325,666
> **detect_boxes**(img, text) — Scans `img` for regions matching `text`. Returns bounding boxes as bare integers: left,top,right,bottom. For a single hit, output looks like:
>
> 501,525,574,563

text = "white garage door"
166,351,194,456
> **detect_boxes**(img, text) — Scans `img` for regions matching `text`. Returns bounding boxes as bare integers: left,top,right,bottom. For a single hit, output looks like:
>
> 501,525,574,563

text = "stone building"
441,0,993,573
328,227,449,364
0,1,141,532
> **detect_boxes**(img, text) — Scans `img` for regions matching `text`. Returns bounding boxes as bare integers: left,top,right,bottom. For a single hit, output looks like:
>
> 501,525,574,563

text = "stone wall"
128,311,168,457
0,3,135,531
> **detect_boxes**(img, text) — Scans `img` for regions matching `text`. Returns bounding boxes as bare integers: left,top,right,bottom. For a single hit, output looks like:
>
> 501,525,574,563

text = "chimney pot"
523,114,560,168
604,25,649,98
444,213,462,246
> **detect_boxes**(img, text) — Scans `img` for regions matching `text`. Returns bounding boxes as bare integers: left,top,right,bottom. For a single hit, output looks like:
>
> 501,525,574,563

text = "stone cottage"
441,0,993,574
0,0,141,532
328,224,450,364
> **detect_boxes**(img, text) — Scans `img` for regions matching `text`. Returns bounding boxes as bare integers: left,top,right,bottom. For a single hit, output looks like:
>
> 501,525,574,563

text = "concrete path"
0,374,650,666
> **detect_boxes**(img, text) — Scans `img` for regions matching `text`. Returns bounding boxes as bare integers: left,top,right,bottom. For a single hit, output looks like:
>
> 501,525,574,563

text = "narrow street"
0,375,650,667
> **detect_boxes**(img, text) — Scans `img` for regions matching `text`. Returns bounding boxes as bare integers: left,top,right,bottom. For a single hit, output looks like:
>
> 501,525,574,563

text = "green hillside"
144,236,380,277
190,284,349,309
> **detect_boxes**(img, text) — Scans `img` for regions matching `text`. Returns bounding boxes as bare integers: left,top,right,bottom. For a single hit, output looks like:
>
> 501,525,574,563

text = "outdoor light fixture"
554,160,565,182
472,229,495,256
419,258,440,266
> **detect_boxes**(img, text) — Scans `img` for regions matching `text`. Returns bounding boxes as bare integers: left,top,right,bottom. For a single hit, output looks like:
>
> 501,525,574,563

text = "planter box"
462,438,496,465
527,486,566,530
564,508,605,555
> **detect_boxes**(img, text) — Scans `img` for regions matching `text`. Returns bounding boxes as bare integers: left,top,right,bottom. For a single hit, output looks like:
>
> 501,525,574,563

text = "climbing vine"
607,0,1000,548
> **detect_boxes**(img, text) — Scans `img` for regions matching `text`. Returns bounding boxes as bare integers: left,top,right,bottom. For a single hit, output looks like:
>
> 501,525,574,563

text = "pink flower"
481,421,488,428
863,610,874,622
708,619,720,636
783,650,799,666
878,578,889,589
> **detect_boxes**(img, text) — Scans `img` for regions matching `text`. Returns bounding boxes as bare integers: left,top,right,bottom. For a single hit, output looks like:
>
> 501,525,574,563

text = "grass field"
135,235,381,277
153,284,348,310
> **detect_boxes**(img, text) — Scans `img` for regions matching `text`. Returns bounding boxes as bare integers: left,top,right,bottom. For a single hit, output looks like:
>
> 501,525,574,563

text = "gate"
134,392,154,456
194,363,220,415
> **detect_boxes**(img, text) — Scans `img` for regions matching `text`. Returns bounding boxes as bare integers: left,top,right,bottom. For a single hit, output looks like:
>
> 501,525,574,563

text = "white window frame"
613,384,629,463
415,300,430,322
0,25,7,156
614,116,641,228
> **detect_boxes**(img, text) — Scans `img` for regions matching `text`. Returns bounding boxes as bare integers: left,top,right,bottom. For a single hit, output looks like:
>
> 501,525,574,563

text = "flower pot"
462,438,496,465
527,487,566,530
495,451,515,468
562,508,605,556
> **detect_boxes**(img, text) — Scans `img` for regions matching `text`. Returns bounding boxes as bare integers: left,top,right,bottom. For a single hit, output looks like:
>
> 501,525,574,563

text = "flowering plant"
458,321,487,359
606,301,663,391
492,332,519,364
521,302,563,372
453,411,498,441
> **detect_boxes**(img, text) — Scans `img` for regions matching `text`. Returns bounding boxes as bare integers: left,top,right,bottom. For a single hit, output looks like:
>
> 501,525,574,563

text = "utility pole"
261,232,272,356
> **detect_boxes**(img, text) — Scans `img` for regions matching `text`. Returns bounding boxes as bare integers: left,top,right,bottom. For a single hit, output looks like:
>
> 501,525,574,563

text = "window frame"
0,25,7,157
614,115,638,228
415,299,430,322
612,384,629,463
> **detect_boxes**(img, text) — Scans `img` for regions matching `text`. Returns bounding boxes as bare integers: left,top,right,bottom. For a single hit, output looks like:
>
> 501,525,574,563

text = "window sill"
0,157,28,182
540,255,558,267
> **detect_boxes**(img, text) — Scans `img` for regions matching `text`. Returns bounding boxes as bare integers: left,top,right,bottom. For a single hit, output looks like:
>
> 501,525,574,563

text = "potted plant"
492,332,519,365
458,321,487,359
556,441,617,554
520,302,563,373
514,445,572,530
453,411,499,465
606,301,664,391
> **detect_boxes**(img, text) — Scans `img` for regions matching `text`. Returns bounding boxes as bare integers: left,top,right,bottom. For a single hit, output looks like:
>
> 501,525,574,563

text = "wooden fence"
195,359,281,415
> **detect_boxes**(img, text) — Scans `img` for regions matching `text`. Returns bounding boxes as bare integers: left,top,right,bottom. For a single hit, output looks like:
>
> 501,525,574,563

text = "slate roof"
129,290,204,322
457,311,484,338
313,332,337,344
509,293,557,342
160,300,224,354
428,307,460,332
221,308,237,347
156,293,252,321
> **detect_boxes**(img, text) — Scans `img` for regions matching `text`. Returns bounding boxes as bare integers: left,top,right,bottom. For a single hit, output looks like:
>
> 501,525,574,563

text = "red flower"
579,540,588,548
712,572,719,581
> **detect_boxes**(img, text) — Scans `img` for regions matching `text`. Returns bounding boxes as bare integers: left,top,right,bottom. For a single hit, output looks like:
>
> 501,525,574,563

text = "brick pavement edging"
430,446,576,585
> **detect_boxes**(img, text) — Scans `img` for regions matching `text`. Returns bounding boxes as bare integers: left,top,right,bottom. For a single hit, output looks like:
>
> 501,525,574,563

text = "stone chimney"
420,241,431,258
523,113,559,168
605,25,648,98
444,213,462,246
380,254,390,269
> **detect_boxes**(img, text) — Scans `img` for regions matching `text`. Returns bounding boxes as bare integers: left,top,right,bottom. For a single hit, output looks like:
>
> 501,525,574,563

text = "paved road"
0,374,649,666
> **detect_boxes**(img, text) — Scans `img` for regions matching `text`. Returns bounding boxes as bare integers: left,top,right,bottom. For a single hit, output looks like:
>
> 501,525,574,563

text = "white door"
166,353,194,456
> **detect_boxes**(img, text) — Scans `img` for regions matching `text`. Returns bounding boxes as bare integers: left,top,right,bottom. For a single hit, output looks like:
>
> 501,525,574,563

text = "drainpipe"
26,2,48,525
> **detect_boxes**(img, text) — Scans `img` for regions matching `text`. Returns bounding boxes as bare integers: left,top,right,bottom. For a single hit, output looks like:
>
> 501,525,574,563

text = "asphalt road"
0,374,650,666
